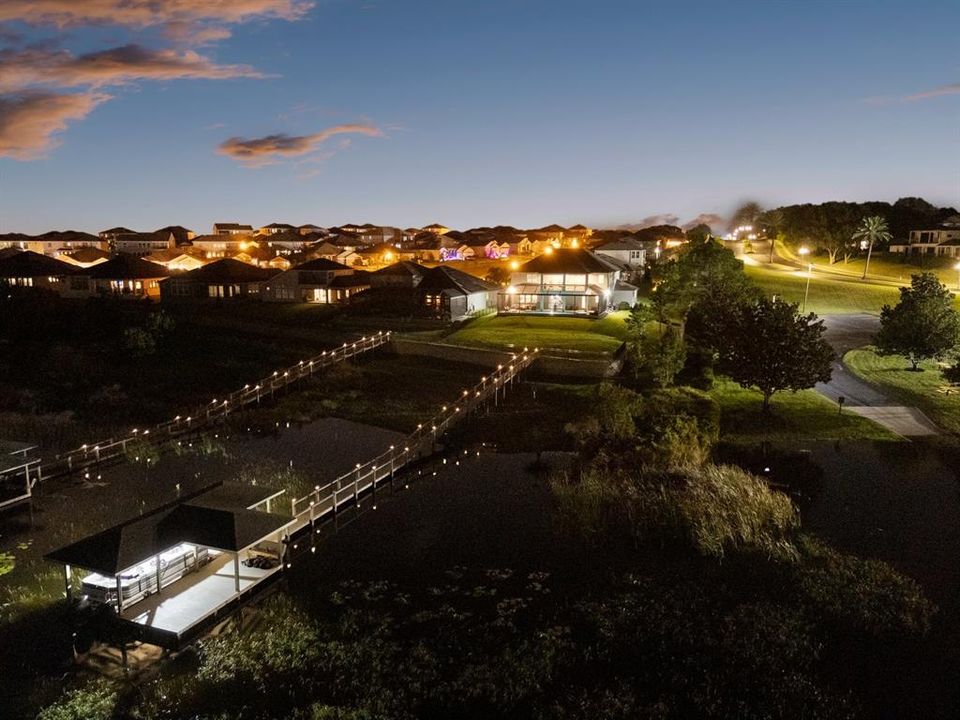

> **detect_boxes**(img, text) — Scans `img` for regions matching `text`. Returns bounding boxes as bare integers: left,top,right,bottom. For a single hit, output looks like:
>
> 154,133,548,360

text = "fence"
36,332,392,482
287,348,538,531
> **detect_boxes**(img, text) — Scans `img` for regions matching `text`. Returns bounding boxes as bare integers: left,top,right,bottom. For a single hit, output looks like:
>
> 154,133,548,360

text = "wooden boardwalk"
286,348,538,535
31,331,392,487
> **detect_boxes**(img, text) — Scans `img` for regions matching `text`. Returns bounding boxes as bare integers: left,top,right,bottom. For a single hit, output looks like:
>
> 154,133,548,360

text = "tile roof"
171,258,279,283
419,265,499,295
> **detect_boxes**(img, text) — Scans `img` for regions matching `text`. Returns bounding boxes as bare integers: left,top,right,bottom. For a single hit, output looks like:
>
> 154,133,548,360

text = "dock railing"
37,331,392,482
288,348,538,531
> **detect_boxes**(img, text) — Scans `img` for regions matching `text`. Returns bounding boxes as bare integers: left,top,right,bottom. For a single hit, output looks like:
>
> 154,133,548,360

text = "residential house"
0,251,80,296
890,216,960,258
356,243,403,266
257,223,296,236
79,255,168,300
112,231,176,256
98,227,136,241
297,224,326,236
499,248,636,316
259,230,319,256
593,237,648,269
419,266,498,320
155,225,195,245
212,222,254,236
191,233,258,259
262,258,370,303
160,259,279,302
422,223,451,235
9,230,104,255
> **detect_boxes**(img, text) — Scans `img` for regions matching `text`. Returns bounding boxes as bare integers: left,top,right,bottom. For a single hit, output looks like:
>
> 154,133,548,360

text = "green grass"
809,252,960,287
745,264,902,315
442,311,629,353
844,348,960,435
709,379,899,443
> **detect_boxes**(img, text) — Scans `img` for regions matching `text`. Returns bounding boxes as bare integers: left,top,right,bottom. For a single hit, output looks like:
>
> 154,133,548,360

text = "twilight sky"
0,0,957,235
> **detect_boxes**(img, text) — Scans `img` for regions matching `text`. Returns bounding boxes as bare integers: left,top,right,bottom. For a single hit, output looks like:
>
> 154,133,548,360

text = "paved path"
815,314,941,437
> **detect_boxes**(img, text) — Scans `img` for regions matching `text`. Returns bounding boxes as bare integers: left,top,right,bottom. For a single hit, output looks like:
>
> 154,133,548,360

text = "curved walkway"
816,314,941,437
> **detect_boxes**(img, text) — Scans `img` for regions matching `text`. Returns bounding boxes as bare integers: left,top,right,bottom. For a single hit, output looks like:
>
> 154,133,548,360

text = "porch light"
506,285,517,294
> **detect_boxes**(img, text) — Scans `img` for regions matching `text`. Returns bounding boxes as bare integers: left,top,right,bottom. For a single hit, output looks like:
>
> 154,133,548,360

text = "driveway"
815,314,940,436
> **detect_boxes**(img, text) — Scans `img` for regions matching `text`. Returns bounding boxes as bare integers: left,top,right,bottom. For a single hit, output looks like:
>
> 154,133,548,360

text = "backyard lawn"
844,348,960,435
442,311,630,353
745,264,903,314
709,379,898,443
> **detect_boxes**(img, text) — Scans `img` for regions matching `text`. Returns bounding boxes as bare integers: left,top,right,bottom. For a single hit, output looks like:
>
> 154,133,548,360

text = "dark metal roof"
45,483,293,575
519,248,619,274
0,250,76,277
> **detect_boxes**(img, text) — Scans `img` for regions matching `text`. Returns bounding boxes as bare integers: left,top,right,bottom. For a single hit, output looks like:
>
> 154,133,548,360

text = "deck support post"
115,575,124,613
155,554,162,596
234,553,241,594
64,564,72,602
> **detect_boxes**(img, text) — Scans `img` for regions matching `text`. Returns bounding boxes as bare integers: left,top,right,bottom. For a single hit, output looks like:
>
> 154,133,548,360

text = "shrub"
36,680,117,720
554,462,799,559
796,537,935,638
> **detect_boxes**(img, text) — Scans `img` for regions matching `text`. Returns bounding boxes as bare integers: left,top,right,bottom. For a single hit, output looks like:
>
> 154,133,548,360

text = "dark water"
720,439,960,718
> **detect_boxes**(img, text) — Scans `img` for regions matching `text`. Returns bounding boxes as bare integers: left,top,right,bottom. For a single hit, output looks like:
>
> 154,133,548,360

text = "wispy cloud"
0,44,263,92
0,1,313,29
217,124,384,167
905,81,960,101
0,90,110,159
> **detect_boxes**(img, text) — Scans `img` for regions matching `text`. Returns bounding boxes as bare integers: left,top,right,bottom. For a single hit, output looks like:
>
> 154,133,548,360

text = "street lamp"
798,247,812,314
955,261,960,291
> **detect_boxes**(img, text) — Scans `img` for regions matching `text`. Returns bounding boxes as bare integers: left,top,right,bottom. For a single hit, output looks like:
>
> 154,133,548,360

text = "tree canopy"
718,297,834,410
875,273,960,370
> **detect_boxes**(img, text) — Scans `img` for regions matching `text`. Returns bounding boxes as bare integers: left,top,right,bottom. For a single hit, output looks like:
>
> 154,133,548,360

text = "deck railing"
288,348,538,530
37,332,392,482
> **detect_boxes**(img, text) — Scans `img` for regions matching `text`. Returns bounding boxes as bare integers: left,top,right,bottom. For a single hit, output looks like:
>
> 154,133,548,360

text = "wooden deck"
120,552,279,639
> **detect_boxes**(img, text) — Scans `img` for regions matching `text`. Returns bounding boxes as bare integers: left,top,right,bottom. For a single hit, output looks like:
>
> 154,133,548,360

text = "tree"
685,223,712,243
852,216,892,280
729,201,763,231
719,297,834,411
875,273,960,370
485,266,510,285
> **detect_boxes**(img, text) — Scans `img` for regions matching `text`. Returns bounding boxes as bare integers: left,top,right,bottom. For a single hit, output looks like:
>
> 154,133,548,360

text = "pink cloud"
0,44,262,92
0,1,313,28
217,124,384,166
0,91,110,160
904,81,960,101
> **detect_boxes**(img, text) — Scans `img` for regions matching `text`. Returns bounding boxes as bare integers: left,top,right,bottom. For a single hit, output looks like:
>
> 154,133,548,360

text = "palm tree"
852,216,892,280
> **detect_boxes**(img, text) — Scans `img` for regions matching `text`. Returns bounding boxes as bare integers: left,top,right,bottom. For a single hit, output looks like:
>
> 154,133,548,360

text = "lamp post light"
955,261,960,291
798,247,812,314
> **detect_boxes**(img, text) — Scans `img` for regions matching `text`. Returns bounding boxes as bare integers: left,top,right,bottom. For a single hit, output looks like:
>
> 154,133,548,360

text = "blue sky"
1,0,957,234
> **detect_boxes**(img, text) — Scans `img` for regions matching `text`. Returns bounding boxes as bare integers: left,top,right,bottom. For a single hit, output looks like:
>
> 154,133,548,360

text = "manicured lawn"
810,252,960,288
709,379,898,443
844,348,960,435
745,264,902,315
442,311,629,353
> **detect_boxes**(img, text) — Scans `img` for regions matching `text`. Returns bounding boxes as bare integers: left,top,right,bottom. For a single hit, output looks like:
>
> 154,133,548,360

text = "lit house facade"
890,216,960,258
498,248,635,317
261,258,370,303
